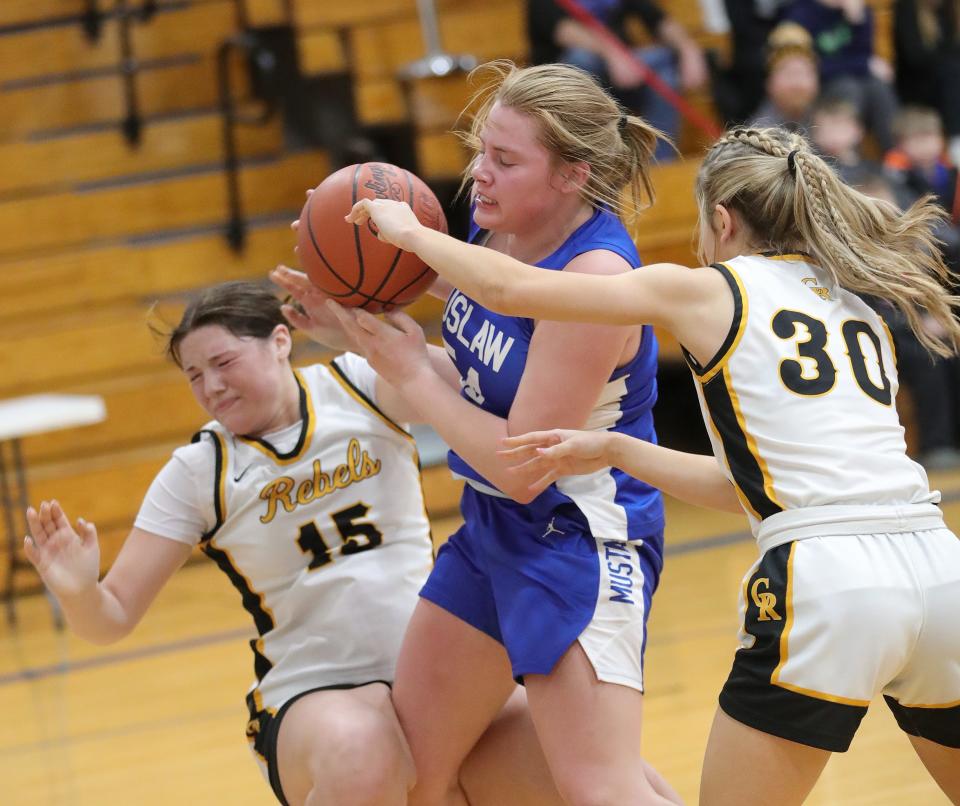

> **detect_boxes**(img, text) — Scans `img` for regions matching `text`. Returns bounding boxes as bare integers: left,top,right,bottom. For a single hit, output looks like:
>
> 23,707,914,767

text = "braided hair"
695,126,960,356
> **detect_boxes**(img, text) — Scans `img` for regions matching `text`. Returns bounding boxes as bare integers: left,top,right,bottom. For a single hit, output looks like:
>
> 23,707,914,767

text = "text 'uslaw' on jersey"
444,289,516,372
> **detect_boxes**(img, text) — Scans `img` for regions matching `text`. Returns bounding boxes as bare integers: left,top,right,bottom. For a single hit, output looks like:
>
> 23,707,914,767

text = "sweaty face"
469,103,567,234
178,324,295,438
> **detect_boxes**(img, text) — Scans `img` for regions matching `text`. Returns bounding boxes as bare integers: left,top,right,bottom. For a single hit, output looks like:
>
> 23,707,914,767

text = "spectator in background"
749,22,820,132
894,0,960,165
782,0,899,151
710,0,793,124
859,171,960,470
810,95,879,185
884,105,959,215
526,0,708,160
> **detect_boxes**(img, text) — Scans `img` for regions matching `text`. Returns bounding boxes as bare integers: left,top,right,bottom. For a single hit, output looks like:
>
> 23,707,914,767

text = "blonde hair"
695,127,960,356
766,22,817,71
457,60,665,222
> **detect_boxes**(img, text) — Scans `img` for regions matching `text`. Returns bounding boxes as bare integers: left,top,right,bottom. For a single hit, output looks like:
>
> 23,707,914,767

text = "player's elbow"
501,470,543,505
505,485,539,506
71,622,131,646
477,272,512,314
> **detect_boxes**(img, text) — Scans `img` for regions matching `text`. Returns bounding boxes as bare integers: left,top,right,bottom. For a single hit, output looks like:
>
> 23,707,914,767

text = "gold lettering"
312,459,331,499
750,577,782,622
259,438,384,521
347,438,364,482
333,464,352,488
362,451,382,477
259,476,296,523
296,478,314,506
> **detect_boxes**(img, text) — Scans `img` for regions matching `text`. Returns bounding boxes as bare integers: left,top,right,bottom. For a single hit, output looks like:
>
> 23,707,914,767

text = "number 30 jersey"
135,355,433,734
686,254,940,547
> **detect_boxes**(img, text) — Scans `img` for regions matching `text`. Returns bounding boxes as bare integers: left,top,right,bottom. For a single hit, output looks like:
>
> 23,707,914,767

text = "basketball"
296,162,447,312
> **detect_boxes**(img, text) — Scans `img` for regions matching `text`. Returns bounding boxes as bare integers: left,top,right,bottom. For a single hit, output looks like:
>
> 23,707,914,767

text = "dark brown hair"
162,281,288,368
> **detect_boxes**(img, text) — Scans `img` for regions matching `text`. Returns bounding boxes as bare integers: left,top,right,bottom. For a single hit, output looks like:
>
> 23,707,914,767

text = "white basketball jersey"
192,359,432,746
685,254,939,542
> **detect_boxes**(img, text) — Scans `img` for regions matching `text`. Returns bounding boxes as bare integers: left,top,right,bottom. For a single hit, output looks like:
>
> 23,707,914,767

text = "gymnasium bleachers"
0,0,718,596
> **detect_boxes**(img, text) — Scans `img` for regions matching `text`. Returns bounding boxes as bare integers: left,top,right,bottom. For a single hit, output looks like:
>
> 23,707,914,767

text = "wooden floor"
2,475,959,805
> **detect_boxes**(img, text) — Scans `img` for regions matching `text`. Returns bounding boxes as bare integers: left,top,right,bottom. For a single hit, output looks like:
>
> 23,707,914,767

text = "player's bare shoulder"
561,248,635,277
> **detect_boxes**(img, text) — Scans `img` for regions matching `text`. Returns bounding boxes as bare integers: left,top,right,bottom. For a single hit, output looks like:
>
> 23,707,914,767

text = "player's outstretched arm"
25,500,192,644
500,430,744,514
346,198,725,339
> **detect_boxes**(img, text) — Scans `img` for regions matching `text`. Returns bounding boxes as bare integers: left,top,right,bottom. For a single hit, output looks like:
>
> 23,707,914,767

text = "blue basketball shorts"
420,484,664,690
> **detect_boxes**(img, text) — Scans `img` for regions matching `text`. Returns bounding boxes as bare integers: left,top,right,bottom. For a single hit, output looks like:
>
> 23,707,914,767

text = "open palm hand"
24,500,100,600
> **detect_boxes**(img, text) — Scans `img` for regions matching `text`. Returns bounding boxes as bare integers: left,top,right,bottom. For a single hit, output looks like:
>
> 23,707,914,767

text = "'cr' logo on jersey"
801,277,831,301
750,577,782,621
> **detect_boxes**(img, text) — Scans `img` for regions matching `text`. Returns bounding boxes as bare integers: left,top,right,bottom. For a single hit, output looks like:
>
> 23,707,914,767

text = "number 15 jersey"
686,254,940,547
135,354,433,732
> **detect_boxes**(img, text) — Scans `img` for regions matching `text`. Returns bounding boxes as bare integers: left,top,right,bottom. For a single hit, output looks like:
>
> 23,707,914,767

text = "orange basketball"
296,162,447,312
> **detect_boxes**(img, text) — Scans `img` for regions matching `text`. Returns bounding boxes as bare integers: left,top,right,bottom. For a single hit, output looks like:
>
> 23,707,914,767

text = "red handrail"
552,0,722,139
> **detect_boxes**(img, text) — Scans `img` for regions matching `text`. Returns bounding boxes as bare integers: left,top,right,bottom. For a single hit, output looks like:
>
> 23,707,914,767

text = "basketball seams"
351,165,367,294
367,167,414,308
300,162,443,311
303,191,358,295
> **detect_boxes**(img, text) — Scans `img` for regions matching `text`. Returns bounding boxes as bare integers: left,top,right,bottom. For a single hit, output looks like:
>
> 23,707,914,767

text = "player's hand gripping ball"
296,162,447,312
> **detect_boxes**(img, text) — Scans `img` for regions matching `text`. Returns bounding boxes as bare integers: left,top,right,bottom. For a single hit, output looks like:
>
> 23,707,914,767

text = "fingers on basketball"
295,162,445,313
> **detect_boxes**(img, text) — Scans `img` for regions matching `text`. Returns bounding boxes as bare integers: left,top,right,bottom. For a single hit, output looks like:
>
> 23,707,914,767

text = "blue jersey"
441,206,664,538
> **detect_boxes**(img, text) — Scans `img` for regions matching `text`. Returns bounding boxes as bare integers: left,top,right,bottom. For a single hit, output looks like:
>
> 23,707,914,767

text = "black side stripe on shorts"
719,543,868,752
245,689,272,764
701,370,783,520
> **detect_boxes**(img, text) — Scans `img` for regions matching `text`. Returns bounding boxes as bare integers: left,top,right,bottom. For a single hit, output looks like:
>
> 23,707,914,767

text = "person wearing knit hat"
749,22,820,132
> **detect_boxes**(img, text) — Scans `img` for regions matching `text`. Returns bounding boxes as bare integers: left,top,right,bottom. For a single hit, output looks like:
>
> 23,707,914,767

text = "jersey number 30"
296,502,383,570
772,310,892,404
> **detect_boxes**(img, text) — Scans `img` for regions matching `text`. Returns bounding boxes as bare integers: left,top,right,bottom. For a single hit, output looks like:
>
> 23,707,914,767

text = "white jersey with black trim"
685,254,940,546
138,356,432,749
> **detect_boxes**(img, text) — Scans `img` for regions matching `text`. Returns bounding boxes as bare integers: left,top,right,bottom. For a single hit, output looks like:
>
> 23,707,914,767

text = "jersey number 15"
296,502,383,570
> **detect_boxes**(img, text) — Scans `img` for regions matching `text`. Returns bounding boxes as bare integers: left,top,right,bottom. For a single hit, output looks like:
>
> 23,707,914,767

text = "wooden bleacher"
1,57,230,139
0,151,326,257
0,112,283,196
0,0,86,27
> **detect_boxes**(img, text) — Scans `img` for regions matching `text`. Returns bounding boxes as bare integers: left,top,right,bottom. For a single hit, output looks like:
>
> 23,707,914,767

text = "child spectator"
810,95,878,185
709,0,792,124
884,105,958,213
783,0,899,150
749,22,820,132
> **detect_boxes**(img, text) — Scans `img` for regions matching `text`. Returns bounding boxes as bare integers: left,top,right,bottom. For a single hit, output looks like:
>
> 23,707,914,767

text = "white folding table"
0,394,106,628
